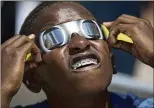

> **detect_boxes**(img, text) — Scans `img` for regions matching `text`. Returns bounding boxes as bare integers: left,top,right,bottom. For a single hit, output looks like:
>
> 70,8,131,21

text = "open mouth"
70,53,100,70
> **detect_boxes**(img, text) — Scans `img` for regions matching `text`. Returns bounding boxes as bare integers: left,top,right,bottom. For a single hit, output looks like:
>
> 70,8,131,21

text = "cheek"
43,49,67,65
90,40,113,77
90,40,110,53
90,40,111,59
36,49,70,89
40,48,70,76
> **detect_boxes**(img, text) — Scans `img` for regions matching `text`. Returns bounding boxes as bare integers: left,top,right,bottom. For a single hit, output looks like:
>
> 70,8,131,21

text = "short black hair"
20,1,78,35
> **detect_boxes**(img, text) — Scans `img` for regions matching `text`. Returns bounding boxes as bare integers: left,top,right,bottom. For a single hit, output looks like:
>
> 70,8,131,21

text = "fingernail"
28,34,35,39
36,53,42,62
109,37,117,45
38,56,42,62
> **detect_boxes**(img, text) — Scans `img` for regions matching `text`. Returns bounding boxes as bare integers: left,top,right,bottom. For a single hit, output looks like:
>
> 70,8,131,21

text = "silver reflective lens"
82,20,100,39
43,28,64,49
39,19,103,53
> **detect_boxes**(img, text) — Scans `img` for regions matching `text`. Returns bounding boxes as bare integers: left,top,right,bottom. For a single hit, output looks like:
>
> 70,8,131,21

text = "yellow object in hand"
101,24,133,43
26,53,31,61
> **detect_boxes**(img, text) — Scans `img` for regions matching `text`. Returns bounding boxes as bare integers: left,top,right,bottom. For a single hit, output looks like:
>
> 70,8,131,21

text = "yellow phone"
101,24,133,43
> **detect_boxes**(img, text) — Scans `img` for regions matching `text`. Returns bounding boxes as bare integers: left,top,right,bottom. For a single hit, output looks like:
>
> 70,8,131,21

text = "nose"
68,33,90,55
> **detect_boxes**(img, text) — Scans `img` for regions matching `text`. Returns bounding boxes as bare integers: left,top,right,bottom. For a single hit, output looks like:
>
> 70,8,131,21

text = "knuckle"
117,15,124,21
110,27,116,34
118,24,123,27
117,16,122,20
131,25,139,31
3,47,12,54
14,34,20,37
28,41,33,46
20,35,29,41
2,47,21,59
138,20,145,26
144,19,151,25
118,14,127,20
37,48,41,53
20,35,27,39
121,14,127,17
25,42,33,50
12,49,21,57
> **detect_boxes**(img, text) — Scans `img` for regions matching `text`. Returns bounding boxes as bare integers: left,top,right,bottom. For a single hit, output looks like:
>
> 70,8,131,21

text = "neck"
46,90,111,108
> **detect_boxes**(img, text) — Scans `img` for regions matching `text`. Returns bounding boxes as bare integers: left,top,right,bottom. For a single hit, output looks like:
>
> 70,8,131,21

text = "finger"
24,60,45,73
24,60,38,72
28,34,35,40
1,35,20,50
122,14,152,27
109,14,139,30
103,21,114,28
18,41,42,62
121,14,139,20
116,14,140,24
108,24,133,45
111,40,133,54
10,34,35,48
102,15,138,29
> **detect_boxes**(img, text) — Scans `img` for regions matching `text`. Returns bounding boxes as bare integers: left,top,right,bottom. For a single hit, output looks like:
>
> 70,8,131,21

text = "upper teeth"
72,58,98,70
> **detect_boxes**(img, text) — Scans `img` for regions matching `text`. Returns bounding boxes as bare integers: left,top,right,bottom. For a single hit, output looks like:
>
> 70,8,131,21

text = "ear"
111,53,117,74
105,40,117,74
23,64,42,93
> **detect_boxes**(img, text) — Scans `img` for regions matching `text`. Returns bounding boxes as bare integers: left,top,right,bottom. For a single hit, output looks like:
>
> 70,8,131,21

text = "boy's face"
31,2,113,97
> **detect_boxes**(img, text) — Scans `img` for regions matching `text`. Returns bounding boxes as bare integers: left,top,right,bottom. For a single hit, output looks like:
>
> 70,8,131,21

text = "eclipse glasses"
26,19,133,61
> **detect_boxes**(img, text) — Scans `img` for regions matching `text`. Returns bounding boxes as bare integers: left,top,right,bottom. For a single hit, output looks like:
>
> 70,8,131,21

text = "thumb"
25,60,38,72
103,21,114,28
111,40,133,54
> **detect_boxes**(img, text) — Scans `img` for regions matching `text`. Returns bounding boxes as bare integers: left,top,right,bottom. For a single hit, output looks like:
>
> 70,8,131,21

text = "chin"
68,67,112,96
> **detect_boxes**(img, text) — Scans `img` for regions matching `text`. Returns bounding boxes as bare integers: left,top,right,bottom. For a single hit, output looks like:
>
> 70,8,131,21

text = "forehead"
32,2,96,33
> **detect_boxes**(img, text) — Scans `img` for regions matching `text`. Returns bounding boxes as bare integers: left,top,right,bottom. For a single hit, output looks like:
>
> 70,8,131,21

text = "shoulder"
138,98,154,108
14,92,153,108
110,92,153,108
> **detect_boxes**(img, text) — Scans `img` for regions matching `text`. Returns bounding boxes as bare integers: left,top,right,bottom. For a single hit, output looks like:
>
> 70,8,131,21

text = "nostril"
73,44,90,51
85,45,90,50
69,44,90,55
74,47,80,51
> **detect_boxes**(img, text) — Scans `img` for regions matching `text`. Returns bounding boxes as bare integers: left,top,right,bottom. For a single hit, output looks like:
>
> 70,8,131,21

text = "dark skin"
104,14,154,67
1,2,154,108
